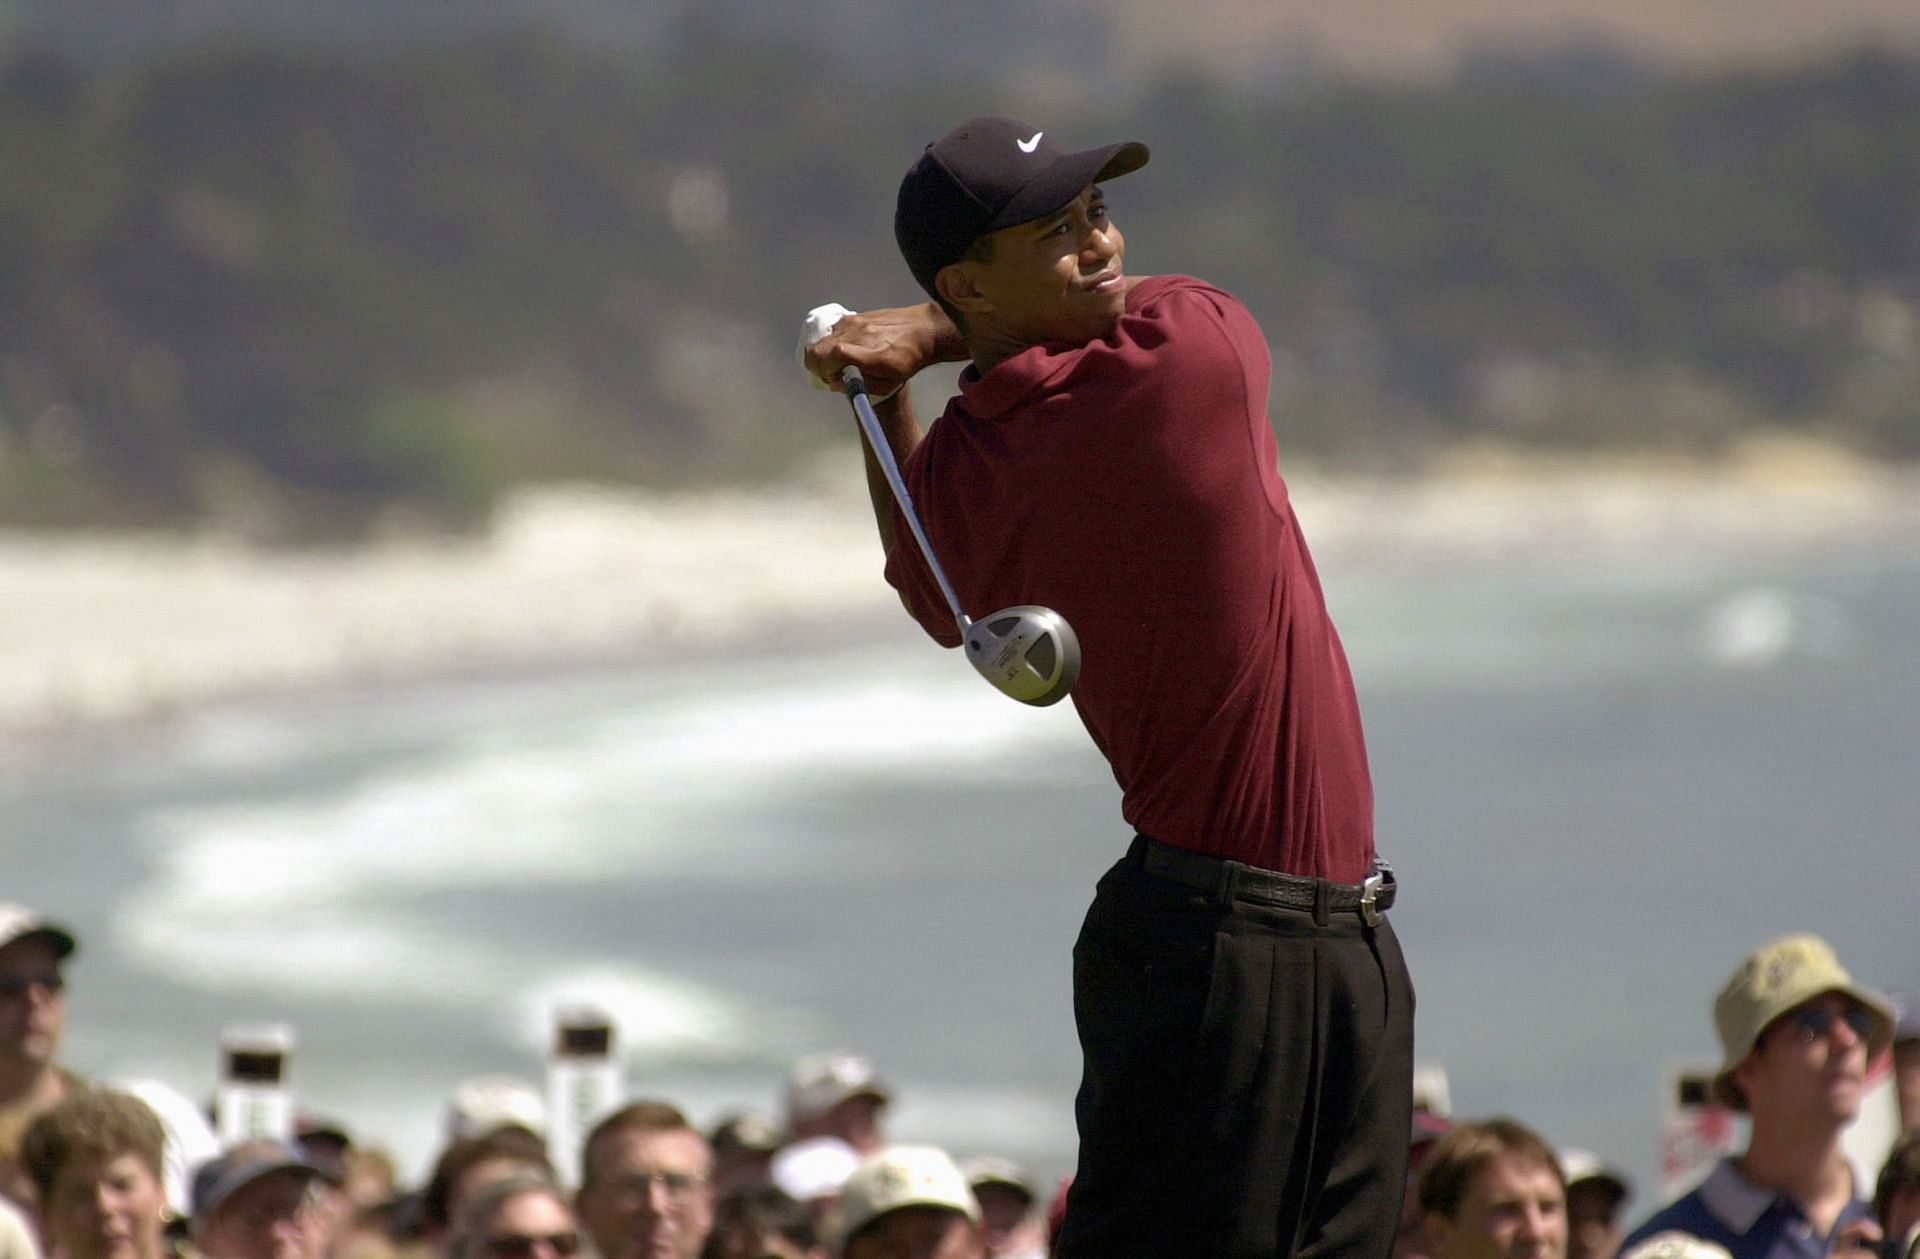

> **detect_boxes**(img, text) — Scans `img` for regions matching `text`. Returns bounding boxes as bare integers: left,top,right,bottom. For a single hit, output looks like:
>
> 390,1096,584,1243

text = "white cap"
786,1051,891,1129
0,904,76,959
445,1074,547,1141
770,1136,860,1203
836,1146,980,1253
1619,1233,1735,1259
1560,1149,1631,1203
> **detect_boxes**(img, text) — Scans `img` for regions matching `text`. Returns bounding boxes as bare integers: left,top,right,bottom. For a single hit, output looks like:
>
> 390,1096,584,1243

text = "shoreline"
4,449,1917,743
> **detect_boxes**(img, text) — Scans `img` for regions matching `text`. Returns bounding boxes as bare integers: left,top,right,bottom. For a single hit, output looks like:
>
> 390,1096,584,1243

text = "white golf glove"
798,302,901,402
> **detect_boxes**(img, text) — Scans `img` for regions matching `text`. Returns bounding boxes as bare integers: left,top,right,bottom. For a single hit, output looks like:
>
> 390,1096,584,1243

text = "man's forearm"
860,380,925,556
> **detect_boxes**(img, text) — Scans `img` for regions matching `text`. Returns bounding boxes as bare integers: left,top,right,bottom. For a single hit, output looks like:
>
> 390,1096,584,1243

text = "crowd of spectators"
3,903,1916,1259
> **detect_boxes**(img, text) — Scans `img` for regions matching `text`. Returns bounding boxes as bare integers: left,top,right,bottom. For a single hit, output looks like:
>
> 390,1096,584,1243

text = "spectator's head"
449,1173,583,1259
1558,1152,1630,1259
784,1055,890,1157
22,1089,170,1259
1710,935,1894,1127
768,1139,857,1223
0,905,76,1089
446,1077,548,1146
1875,1130,1920,1255
191,1139,338,1259
1616,1234,1733,1259
957,1159,1038,1259
1397,1109,1457,1259
576,1101,713,1259
699,1184,820,1259
420,1127,558,1244
834,1147,983,1259
1418,1118,1566,1259
706,1114,780,1198
1889,993,1920,1134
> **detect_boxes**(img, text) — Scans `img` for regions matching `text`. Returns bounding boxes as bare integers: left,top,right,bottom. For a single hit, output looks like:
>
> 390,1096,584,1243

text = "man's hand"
798,301,966,401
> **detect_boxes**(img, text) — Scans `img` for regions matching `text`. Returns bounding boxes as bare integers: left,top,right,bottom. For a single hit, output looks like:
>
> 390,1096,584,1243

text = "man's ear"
936,259,993,319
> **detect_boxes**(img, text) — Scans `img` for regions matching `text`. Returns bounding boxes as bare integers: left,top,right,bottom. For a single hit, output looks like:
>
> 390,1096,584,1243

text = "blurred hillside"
2,12,1918,536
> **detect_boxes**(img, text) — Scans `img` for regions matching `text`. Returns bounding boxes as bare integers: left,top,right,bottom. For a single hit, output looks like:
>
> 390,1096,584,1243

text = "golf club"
818,328,1081,706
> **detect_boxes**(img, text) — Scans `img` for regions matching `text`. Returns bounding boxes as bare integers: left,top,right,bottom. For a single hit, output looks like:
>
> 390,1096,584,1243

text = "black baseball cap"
894,116,1149,298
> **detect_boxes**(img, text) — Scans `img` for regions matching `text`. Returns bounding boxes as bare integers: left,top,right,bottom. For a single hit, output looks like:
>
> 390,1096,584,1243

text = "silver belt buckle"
1358,871,1384,927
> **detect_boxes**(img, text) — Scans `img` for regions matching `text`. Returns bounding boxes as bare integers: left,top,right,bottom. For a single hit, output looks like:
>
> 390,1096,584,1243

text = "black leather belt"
1131,834,1396,925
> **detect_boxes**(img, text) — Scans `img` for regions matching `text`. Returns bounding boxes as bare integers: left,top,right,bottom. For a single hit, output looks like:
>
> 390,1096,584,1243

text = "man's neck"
1739,1121,1855,1232
0,1058,65,1113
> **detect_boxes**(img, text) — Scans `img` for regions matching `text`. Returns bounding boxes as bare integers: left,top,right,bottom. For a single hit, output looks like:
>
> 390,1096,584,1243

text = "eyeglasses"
1785,1004,1877,1044
0,972,64,1001
600,1171,707,1204
484,1233,580,1259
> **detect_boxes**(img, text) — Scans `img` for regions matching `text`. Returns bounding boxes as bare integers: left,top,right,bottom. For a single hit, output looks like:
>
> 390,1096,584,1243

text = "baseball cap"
786,1051,892,1128
1889,990,1920,1045
894,116,1149,298
1559,1150,1631,1205
0,904,76,959
960,1155,1034,1204
445,1074,547,1141
1619,1233,1735,1259
835,1146,981,1253
1710,933,1896,1109
770,1136,859,1204
709,1110,781,1160
191,1140,334,1227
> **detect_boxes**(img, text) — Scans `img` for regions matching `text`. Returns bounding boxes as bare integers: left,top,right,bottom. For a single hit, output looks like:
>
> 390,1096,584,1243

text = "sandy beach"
4,444,1917,740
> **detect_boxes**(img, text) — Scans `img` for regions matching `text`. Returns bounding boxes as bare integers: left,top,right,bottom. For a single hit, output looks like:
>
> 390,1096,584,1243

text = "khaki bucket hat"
1711,933,1895,1110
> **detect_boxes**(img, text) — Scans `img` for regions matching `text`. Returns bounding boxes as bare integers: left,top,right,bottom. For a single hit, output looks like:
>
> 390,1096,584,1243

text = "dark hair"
1417,1117,1564,1221
22,1089,167,1198
419,1127,556,1232
925,234,995,337
580,1101,700,1190
701,1185,816,1258
449,1172,582,1259
1876,1129,1920,1227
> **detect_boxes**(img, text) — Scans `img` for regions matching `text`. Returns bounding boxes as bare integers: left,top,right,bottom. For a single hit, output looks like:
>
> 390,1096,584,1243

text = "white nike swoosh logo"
1017,131,1043,153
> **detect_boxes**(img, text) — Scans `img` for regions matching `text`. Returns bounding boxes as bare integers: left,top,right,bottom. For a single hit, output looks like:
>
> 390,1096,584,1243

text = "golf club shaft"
841,366,971,633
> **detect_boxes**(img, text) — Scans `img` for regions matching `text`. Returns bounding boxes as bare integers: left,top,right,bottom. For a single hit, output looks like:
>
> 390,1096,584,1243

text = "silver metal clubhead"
964,605,1081,706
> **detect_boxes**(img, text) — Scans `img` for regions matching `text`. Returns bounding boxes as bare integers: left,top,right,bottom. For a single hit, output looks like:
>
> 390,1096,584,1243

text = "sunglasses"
1784,1004,1876,1044
0,972,64,1001
484,1233,580,1259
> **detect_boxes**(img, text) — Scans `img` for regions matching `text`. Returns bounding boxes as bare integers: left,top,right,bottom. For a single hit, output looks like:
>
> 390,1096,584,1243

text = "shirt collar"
1696,1160,1778,1235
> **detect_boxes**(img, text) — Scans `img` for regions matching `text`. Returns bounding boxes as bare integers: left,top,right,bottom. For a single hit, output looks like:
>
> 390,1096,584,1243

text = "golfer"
803,116,1414,1258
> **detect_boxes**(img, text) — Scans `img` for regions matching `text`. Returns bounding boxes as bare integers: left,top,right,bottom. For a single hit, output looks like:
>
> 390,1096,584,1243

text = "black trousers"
1055,838,1415,1259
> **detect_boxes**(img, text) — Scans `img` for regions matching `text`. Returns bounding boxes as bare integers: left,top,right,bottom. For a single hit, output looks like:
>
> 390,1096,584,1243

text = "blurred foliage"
1,26,1917,535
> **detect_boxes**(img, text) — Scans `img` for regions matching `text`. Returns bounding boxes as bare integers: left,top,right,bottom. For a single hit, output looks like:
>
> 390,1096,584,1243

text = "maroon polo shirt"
884,276,1375,882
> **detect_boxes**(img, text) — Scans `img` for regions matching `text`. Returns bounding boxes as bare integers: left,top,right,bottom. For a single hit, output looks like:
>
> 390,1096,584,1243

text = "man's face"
576,1127,712,1259
0,937,67,1072
1893,1038,1920,1132
948,185,1127,351
819,1095,886,1157
475,1188,580,1259
43,1152,168,1259
843,1207,985,1259
1562,1182,1623,1259
1734,992,1875,1125
196,1169,330,1259
1431,1151,1567,1259
969,1185,1032,1255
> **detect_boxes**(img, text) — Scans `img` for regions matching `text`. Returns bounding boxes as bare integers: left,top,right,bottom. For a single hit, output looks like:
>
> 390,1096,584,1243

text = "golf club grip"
841,372,970,633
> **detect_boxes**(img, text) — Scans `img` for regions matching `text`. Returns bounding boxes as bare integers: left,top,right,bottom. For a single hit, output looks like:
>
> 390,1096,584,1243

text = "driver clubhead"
965,605,1081,706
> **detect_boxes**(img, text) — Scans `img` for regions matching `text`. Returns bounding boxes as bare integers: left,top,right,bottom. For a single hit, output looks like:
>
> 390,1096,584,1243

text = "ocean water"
3,531,1917,1215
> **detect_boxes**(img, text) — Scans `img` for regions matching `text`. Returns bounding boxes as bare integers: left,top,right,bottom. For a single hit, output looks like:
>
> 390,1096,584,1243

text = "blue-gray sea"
3,530,1917,1220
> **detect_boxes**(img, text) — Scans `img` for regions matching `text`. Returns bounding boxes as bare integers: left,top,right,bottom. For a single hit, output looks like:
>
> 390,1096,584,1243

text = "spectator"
448,1174,585,1259
1888,996,1920,1135
0,908,81,1147
707,1115,780,1199
783,1055,890,1159
1398,1108,1458,1259
958,1159,1043,1259
575,1101,712,1259
834,1147,984,1259
1418,1117,1568,1259
21,1089,172,1259
1620,934,1895,1259
1874,1130,1920,1259
1561,1151,1632,1259
418,1128,558,1253
699,1185,821,1259
191,1140,339,1259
